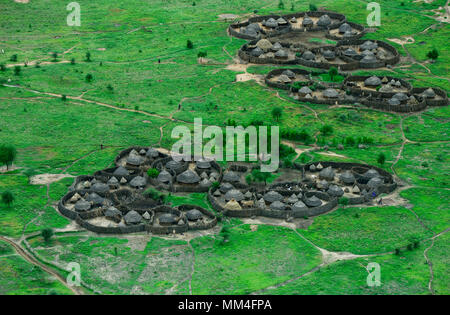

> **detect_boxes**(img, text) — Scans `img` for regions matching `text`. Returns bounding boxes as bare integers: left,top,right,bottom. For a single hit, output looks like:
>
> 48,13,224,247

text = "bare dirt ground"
0,164,20,173
30,173,74,185
387,36,415,45
14,0,29,3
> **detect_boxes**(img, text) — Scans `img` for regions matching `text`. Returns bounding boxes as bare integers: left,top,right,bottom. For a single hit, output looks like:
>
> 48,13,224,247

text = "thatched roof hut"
177,170,201,184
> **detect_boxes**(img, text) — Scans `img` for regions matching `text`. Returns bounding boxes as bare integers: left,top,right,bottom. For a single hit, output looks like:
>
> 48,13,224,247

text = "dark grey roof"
196,158,211,169
302,15,314,26
159,213,177,224
251,47,264,57
363,169,380,179
282,69,296,78
124,210,143,225
287,194,299,204
74,200,91,212
292,200,307,212
146,148,160,158
323,50,336,59
340,171,355,184
317,179,330,190
126,154,143,166
277,17,288,25
166,160,184,172
327,184,344,197
299,86,313,94
364,76,382,87
157,170,172,183
343,48,358,57
319,166,335,180
186,209,203,221
277,74,291,83
360,55,377,64
388,97,400,106
246,23,261,32
113,166,129,176
302,50,315,60
379,85,394,93
305,195,322,207
265,18,278,28
275,49,288,58
177,170,201,184
223,171,240,183
367,177,383,189
272,42,283,51
219,182,234,193
225,189,245,202
317,14,332,27
130,176,147,188
199,178,212,187
339,23,352,33
362,50,375,57
86,192,104,206
105,206,121,218
91,182,109,193
263,191,284,202
393,93,409,101
107,177,119,185
270,200,286,210
360,40,378,50
422,88,436,98
323,89,339,98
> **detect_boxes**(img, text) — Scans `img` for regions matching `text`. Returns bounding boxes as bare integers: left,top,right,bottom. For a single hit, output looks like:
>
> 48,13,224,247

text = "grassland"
0,0,448,295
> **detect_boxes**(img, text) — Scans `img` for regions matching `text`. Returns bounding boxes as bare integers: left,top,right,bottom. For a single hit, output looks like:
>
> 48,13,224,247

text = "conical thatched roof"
327,184,344,197
363,169,380,179
157,170,172,183
287,194,299,204
251,47,264,57
196,158,211,169
86,192,104,206
146,148,160,158
367,177,383,189
316,179,330,190
422,88,436,98
360,55,377,64
340,171,355,184
177,170,201,184
302,50,315,60
299,86,313,95
74,200,91,212
339,23,352,34
199,178,212,187
302,15,314,26
282,69,296,78
105,207,121,218
317,14,332,27
219,182,234,193
277,17,288,25
256,198,266,209
388,97,400,106
263,191,284,202
224,199,242,210
319,166,335,180
142,211,151,220
126,153,143,166
113,166,129,176
352,185,361,194
124,210,143,225
272,42,283,51
159,213,177,225
225,189,244,202
130,176,147,188
393,93,409,101
223,171,240,183
244,191,253,199
107,176,119,185
91,182,109,193
270,201,286,210
309,164,316,171
362,50,375,57
343,30,354,38
275,49,288,59
256,39,273,51
323,89,339,98
360,40,378,50
305,195,322,207
166,160,184,172
323,50,336,60
379,85,394,93
265,18,278,28
343,48,358,57
277,74,291,83
364,76,381,87
292,200,307,212
186,209,203,221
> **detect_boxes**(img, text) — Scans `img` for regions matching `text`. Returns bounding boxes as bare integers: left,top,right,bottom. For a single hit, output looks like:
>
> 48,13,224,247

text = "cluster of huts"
265,69,448,111
59,147,399,233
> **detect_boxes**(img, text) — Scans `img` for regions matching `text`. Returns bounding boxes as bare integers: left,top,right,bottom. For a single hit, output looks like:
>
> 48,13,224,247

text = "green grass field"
0,0,448,295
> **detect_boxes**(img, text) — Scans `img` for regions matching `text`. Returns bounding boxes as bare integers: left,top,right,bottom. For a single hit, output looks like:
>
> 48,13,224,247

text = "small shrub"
309,3,318,11
187,40,194,49
85,73,93,82
41,228,54,244
1,191,14,207
427,49,439,60
147,168,160,178
14,66,21,76
10,54,18,62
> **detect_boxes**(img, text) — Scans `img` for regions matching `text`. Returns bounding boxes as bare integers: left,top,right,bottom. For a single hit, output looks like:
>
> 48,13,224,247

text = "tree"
320,124,333,136
10,54,17,62
147,168,160,178
14,66,21,76
1,191,14,207
271,107,283,121
251,169,272,186
0,64,6,72
338,197,349,207
41,228,54,244
0,144,17,170
70,58,76,65
278,0,285,9
309,3,318,11
85,51,91,62
426,48,439,60
187,40,194,49
377,152,386,166
85,73,93,82
328,67,338,81
52,52,58,62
